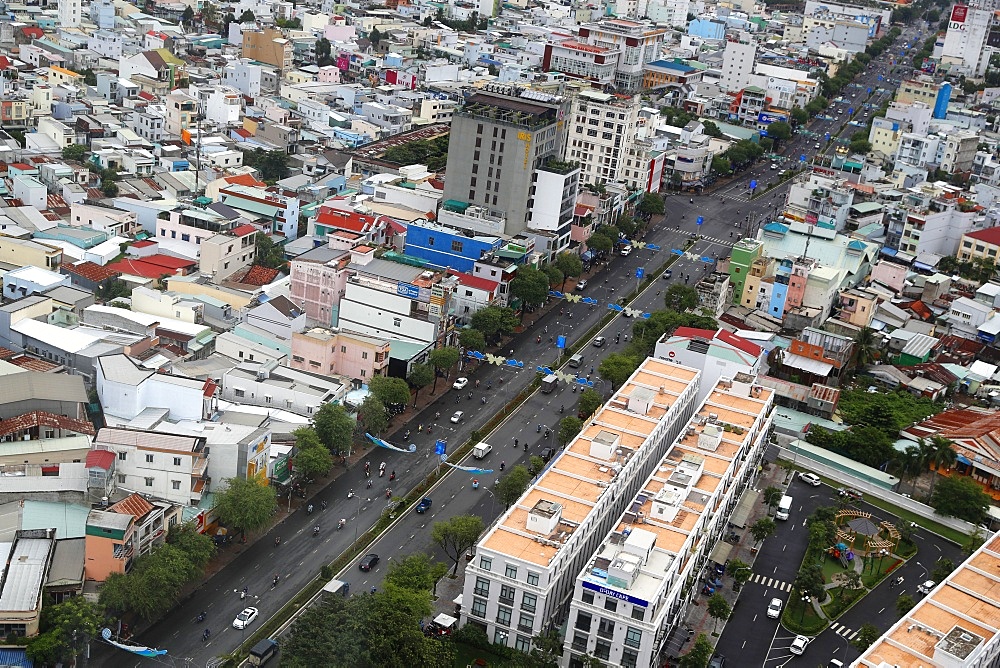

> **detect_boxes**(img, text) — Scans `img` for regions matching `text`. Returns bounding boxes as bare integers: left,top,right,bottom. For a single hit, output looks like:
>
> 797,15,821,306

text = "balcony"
498,595,515,606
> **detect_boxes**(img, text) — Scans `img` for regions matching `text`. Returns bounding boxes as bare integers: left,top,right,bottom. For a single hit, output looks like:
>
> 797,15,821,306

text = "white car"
452,377,469,390
233,606,258,629
450,410,464,424
798,472,822,487
767,598,782,619
917,580,936,594
620,245,632,256
790,635,810,655
770,163,777,170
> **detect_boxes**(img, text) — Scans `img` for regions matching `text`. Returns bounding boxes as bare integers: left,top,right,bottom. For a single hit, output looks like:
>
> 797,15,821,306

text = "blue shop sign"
581,580,649,607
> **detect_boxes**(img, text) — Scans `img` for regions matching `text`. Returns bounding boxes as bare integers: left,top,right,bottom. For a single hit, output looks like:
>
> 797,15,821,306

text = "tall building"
561,376,774,668
58,0,82,27
721,40,757,93
941,2,995,77
440,84,578,259
459,358,702,652
564,90,641,188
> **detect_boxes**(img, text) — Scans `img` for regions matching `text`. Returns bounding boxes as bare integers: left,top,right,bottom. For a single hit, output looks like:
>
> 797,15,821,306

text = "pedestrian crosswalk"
830,622,859,640
748,574,792,591
698,236,736,247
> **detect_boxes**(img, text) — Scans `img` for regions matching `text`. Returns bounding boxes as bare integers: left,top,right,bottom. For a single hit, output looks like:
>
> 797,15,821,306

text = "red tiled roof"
106,258,180,279
315,207,385,234
203,379,217,398
233,128,252,139
673,326,718,340
0,346,15,359
903,407,1000,465
138,91,156,101
6,356,61,372
21,27,43,38
10,162,32,171
46,194,69,212
131,240,156,248
141,254,197,270
109,492,155,519
231,224,258,237
0,410,95,439
964,227,1000,247
240,265,281,286
0,56,12,70
63,261,121,283
449,270,499,293
86,449,116,471
716,329,762,357
225,174,266,188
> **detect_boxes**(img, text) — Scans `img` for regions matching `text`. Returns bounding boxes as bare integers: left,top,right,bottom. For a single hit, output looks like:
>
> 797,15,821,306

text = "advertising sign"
757,111,788,124
951,4,968,23
397,282,421,299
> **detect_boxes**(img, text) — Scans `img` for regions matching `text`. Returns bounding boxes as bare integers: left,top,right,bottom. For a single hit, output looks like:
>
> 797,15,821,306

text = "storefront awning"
709,540,733,565
729,489,760,528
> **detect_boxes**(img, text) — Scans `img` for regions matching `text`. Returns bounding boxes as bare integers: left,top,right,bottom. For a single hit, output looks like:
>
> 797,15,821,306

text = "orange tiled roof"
0,410,95,438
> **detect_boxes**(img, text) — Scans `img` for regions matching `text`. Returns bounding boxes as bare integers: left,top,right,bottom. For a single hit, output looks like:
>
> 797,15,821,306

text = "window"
625,627,641,649
499,585,515,605
604,598,617,612
621,648,639,668
527,571,539,586
594,640,611,660
471,597,487,618
264,396,272,404
506,564,518,579
118,474,126,483
631,606,644,621
496,606,512,627
474,577,490,597
235,389,245,398
362,352,368,359
582,591,594,605
451,240,464,252
521,593,536,613
144,477,154,487
427,236,435,246
44,429,54,438
575,611,592,631
480,556,492,571
494,628,508,645
173,457,181,466
118,452,127,461
572,633,589,651
181,233,190,242
172,480,181,490
393,318,401,328
597,618,615,639
518,612,533,633
145,454,154,463
514,635,531,653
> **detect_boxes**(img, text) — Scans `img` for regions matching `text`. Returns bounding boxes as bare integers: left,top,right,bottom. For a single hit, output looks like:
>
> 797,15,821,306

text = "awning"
581,251,594,262
957,454,972,465
434,613,458,628
783,352,834,376
709,540,733,565
730,489,759,528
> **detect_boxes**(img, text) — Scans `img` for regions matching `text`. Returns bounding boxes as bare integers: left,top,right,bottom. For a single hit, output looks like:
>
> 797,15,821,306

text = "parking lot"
714,474,964,666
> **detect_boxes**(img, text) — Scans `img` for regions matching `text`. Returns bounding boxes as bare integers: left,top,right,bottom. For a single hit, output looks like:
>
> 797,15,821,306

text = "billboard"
757,111,788,124
950,4,968,23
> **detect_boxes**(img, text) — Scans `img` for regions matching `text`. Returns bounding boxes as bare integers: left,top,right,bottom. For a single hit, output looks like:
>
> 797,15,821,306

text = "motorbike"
196,612,206,623
544,429,551,439
536,424,542,433
434,411,441,420
389,471,395,481
379,468,384,477
403,430,411,440
321,500,327,510
572,385,577,393
559,405,564,414
313,526,321,536
500,461,506,471
306,504,314,514
274,536,281,547
272,576,280,589
202,629,211,642
472,479,479,490
347,490,355,499
338,519,346,530
367,479,373,489
385,488,392,499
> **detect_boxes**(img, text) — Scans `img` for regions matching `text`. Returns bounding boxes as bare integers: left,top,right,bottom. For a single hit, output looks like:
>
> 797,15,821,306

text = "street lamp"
877,548,889,575
800,594,810,622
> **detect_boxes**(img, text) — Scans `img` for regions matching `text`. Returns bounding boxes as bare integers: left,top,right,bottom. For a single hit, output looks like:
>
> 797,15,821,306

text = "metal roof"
0,538,52,611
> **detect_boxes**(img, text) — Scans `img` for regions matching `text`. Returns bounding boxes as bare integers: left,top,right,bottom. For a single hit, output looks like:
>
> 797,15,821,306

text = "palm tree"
928,436,957,492
853,327,878,369
892,444,923,494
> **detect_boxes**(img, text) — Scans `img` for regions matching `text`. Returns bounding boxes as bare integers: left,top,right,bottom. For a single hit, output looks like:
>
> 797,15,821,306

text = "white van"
776,495,793,521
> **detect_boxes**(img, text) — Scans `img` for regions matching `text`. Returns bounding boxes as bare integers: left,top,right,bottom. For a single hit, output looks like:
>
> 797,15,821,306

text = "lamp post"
482,486,498,523
878,548,889,575
800,594,810,622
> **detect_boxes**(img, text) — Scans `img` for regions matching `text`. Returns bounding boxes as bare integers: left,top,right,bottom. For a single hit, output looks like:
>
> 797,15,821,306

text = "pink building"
870,259,907,295
784,259,816,311
290,327,390,380
289,246,351,325
317,66,341,83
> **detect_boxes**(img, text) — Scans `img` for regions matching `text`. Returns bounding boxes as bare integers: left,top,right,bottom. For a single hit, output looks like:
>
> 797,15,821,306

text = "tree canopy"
930,475,991,524
599,352,640,388
510,266,550,311
358,395,389,435
431,515,484,575
313,402,355,454
368,376,412,408
558,416,583,446
636,192,665,217
496,464,532,509
664,284,699,312
469,306,518,345
214,477,277,539
292,427,334,479
27,597,105,665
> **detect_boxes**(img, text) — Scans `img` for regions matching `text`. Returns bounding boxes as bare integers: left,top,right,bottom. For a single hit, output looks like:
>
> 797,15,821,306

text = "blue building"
404,220,502,273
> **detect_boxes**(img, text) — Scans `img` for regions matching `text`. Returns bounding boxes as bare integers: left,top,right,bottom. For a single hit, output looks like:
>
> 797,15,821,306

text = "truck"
541,374,558,393
776,495,793,521
472,442,492,459
248,638,279,666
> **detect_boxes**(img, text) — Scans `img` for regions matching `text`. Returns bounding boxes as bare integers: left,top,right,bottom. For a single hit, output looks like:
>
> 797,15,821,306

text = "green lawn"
452,640,507,667
822,586,864,620
819,555,852,583
783,594,828,635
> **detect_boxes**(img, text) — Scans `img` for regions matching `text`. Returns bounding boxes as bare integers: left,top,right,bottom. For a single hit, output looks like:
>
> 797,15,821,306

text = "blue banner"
435,440,447,456
696,216,704,226
636,267,644,279
749,180,757,190
556,335,566,349
366,433,418,453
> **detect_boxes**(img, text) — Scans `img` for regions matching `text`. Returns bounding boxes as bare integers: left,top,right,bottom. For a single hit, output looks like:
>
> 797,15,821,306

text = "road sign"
824,132,830,141
848,107,854,115
435,440,447,456
749,180,757,190
671,249,684,255
556,335,566,349
800,154,806,162
636,267,644,279
878,75,882,81
696,216,704,226
867,87,871,94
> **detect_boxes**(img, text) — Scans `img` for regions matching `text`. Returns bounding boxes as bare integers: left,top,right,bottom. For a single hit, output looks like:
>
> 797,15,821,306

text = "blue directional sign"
878,75,882,81
504,359,524,368
671,249,684,255
848,107,854,115
536,366,554,375
467,350,485,360
701,256,713,263
749,180,757,190
556,335,566,349
825,132,831,141
867,87,872,94
696,216,704,226
646,243,661,251
435,440,447,456
800,154,806,162
636,267,644,279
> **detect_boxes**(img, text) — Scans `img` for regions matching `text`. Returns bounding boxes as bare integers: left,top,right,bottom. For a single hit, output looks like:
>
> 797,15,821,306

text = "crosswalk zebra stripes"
830,622,859,640
748,574,792,592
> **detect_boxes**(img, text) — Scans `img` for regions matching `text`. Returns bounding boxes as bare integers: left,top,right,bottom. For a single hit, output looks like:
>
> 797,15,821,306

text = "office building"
564,90,641,189
562,376,774,667
459,358,702,651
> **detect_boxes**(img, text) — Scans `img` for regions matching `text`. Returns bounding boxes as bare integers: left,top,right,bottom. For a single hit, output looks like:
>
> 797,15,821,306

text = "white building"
96,354,213,423
941,2,993,77
70,202,140,238
564,90,641,189
244,295,307,341
561,376,774,668
93,427,208,505
219,360,349,417
460,358,702,652
721,40,757,92
3,266,70,299
654,328,764,405
12,175,46,210
58,0,82,28
130,286,205,324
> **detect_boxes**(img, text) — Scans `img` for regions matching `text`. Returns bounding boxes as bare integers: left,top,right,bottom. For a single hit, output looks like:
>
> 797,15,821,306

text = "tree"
237,9,255,22
843,569,862,594
313,402,354,454
577,388,603,417
794,564,826,601
370,27,382,45
558,416,583,446
763,486,783,514
257,149,290,182
930,474,990,523
496,464,532,509
766,121,792,142
458,328,486,353
702,120,724,138
358,395,389,435
214,477,277,540
543,264,564,288
679,633,714,668
27,597,105,665
963,527,986,556
368,375,411,408
895,593,916,616
100,544,199,619
664,284,699,312
636,192,665,218
384,552,442,593
853,326,879,368
315,37,332,63
750,517,776,546
928,436,957,491
254,233,287,269
292,427,334,479
599,353,640,388
529,627,566,665
62,144,87,161
510,265,550,315
95,278,132,303
727,559,752,591
707,592,731,632
852,623,881,652
710,155,731,176
931,557,955,583
790,106,809,125
428,346,460,393
587,232,613,254
554,251,584,290
470,306,518,345
407,363,434,403
431,515,484,575
165,522,215,571
181,5,194,24
102,181,119,197
201,2,218,27
850,139,873,155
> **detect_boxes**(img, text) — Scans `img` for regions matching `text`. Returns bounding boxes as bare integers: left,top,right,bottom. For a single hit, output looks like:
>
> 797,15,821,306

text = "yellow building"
242,28,293,73
0,237,61,270
958,226,1000,263
45,65,83,87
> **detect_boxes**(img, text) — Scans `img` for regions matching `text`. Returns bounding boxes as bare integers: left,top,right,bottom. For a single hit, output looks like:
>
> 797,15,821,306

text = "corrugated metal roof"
0,538,52,611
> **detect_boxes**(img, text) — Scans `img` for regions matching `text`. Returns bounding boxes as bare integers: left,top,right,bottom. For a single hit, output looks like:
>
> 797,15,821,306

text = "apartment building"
561,376,774,668
69,202,140,237
164,92,198,138
460,358,702,652
543,19,669,92
199,227,258,280
219,184,300,240
959,227,1000,264
93,427,209,506
564,90,640,188
290,327,390,380
856,531,1000,668
242,28,293,73
654,328,763,404
289,245,351,325
219,360,349,417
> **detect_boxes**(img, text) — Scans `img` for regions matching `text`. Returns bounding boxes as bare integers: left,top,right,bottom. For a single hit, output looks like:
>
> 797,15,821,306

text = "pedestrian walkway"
747,574,792,592
829,622,859,641
699,235,737,247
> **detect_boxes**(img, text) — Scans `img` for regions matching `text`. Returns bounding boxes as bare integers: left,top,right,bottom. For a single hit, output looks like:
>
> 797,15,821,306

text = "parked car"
790,635,810,655
770,163,777,170
540,447,555,462
416,498,432,514
452,377,469,390
917,580,936,594
359,554,380,572
767,598,782,619
798,472,822,487
233,607,259,630
708,654,726,668
593,336,606,348
620,245,632,256
838,487,863,502
450,411,464,424
576,279,588,290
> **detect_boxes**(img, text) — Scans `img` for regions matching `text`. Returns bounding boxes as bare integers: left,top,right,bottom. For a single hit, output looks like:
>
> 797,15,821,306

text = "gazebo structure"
834,509,900,556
